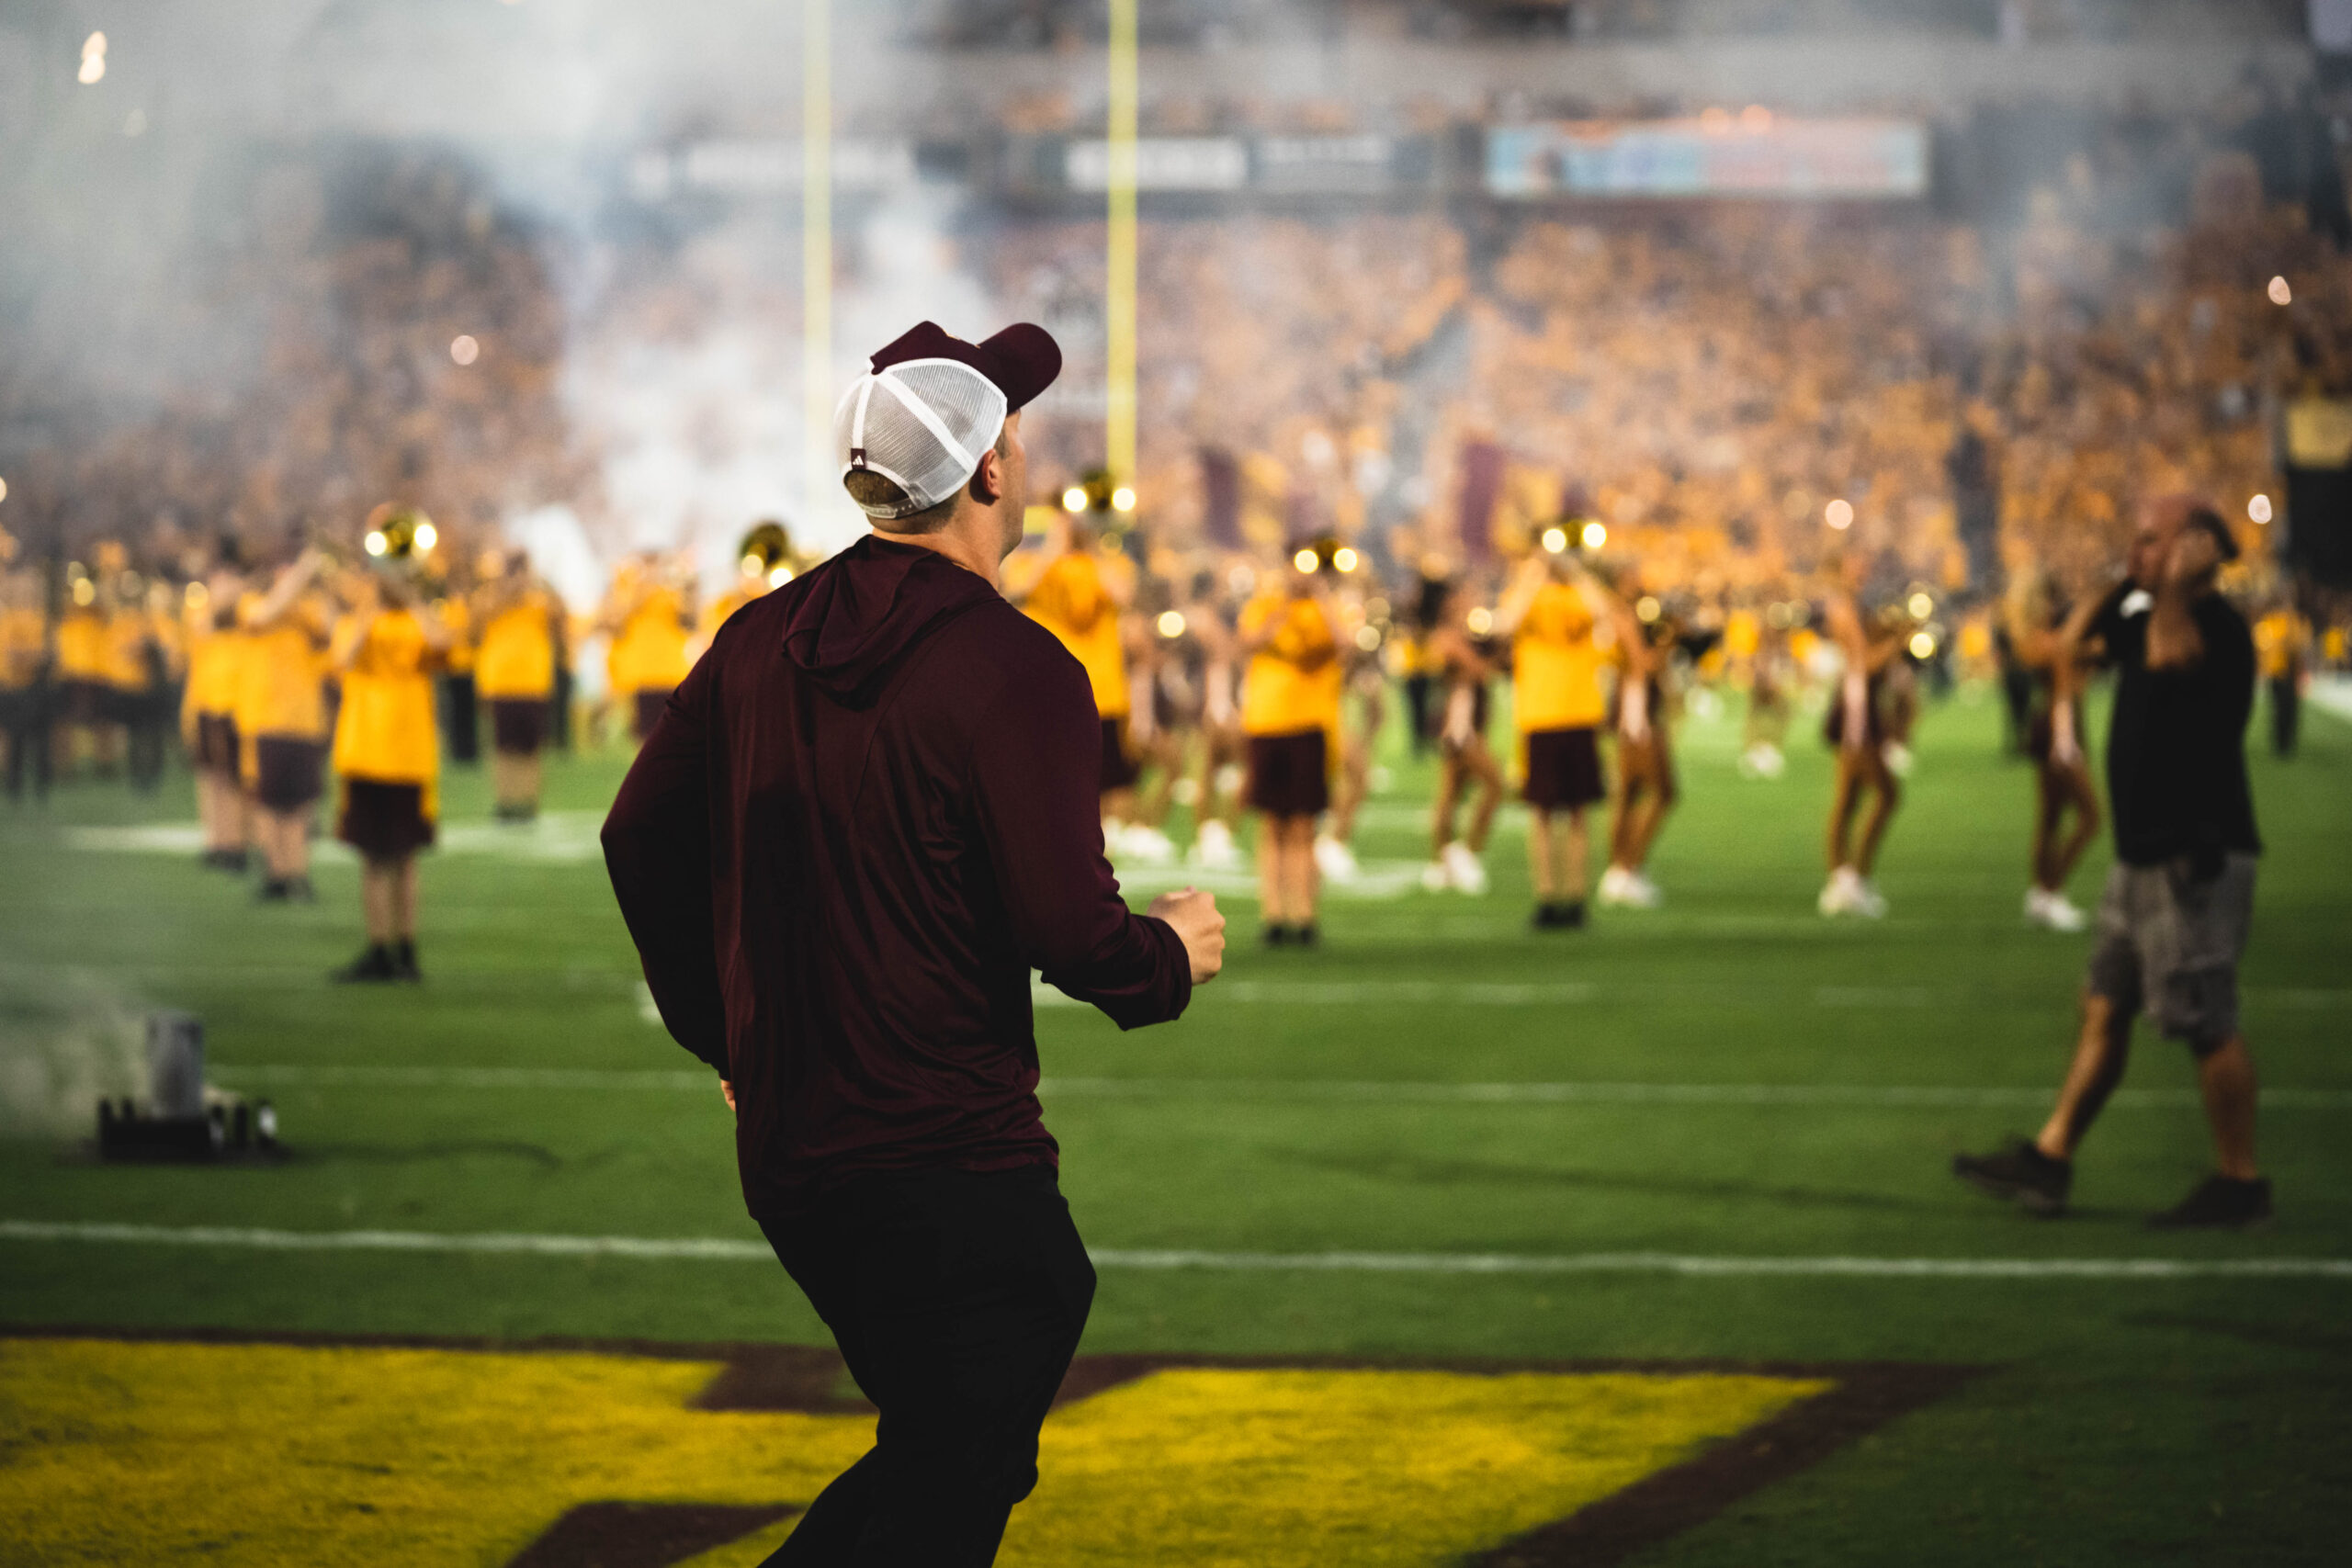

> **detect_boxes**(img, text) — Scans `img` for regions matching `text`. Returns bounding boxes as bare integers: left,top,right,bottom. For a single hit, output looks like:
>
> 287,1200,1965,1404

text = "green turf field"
3,685,2347,1564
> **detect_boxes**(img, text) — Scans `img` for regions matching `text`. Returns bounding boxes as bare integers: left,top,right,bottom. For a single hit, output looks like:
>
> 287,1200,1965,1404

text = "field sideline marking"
3,1219,2347,1280
13,963,2336,1012
207,1063,2352,1111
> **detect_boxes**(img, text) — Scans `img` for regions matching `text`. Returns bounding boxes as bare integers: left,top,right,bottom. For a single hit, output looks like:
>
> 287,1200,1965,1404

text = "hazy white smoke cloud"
556,182,1005,581
0,973,147,1136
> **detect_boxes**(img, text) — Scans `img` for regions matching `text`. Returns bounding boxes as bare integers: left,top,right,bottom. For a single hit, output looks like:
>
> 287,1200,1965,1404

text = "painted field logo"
0,1334,1972,1566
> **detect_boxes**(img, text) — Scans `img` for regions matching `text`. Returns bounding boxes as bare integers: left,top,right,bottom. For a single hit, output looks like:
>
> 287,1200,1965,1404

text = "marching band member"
330,512,452,982
237,548,334,900
473,547,561,822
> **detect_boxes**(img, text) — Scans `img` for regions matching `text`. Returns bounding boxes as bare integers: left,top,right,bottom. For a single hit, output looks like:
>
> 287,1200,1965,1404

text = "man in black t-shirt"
1955,497,2270,1228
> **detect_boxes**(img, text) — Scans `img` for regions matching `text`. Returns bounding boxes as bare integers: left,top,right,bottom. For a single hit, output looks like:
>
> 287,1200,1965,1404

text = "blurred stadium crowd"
2,16,2346,913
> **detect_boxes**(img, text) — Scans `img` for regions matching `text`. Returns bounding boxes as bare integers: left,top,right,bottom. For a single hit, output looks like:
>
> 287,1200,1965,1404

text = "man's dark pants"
1,683,52,802
2268,676,2298,757
756,1166,1095,1567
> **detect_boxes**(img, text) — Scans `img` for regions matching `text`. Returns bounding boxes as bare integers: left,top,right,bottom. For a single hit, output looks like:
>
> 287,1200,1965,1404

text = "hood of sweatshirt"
780,535,1001,705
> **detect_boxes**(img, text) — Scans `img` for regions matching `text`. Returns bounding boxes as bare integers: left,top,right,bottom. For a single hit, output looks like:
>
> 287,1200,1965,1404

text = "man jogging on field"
604,320,1226,1564
1954,496,2268,1228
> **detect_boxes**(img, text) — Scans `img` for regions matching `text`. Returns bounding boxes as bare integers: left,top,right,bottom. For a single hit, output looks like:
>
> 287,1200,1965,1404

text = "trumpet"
362,504,440,567
737,520,809,590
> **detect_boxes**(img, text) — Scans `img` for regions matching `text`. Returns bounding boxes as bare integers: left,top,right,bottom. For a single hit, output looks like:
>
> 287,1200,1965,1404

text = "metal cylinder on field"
145,1010,204,1120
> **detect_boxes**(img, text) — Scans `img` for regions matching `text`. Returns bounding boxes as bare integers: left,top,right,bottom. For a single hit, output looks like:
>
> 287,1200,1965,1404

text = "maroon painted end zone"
506,1501,796,1568
3,1326,1984,1568
1470,1361,1985,1567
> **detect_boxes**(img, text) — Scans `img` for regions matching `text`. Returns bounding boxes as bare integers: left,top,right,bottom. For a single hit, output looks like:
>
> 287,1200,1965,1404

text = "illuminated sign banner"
1486,118,1928,199
1066,138,1250,192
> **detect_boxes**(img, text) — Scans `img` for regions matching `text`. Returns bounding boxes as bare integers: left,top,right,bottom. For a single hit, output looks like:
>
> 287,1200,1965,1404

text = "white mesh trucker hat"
835,321,1062,521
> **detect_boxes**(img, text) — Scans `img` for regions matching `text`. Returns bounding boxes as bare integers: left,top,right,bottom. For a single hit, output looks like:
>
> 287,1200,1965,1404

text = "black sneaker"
1952,1136,2073,1215
1291,922,1319,950
1558,900,1586,930
1532,903,1563,930
332,943,398,984
2148,1175,2273,1231
255,878,290,903
391,939,422,983
1261,924,1291,949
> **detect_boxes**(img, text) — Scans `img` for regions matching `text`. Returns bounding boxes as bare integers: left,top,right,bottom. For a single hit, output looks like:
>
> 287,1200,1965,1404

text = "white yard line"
1049,976,2348,1009
2,1219,2345,1280
51,816,1427,888
1205,980,1599,1005
217,1065,716,1091
2307,674,2352,722
205,1063,2352,1110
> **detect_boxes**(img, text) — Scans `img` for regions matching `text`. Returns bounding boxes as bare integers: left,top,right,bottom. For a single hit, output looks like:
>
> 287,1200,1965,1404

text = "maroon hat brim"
869,321,1062,413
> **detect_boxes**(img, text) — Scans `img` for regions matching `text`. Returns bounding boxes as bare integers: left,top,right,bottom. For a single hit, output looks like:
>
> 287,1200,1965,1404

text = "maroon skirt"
194,713,240,774
338,778,435,861
254,736,325,811
1522,727,1604,809
633,687,673,740
1246,729,1329,818
1099,716,1140,791
491,697,550,756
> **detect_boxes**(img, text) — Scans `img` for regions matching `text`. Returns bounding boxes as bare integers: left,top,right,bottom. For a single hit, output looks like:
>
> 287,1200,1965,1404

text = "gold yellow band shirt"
1239,593,1344,737
54,610,108,682
235,602,332,745
612,588,692,694
0,607,45,690
332,609,439,788
476,594,558,700
1512,581,1607,732
1023,551,1131,718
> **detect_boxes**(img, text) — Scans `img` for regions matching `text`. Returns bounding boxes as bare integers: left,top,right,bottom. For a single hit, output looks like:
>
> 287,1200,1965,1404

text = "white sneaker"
1623,872,1664,909
1883,741,1914,778
1118,823,1177,864
2041,890,2086,931
1738,742,1786,780
1190,818,1241,870
2024,886,2052,924
1852,878,1889,919
1818,866,1860,917
1314,834,1361,883
1597,864,1634,907
1442,840,1488,896
1420,860,1451,893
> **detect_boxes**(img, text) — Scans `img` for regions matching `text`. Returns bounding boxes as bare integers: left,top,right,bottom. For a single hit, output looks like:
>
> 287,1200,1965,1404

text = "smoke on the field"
0,0,999,576
0,973,147,1136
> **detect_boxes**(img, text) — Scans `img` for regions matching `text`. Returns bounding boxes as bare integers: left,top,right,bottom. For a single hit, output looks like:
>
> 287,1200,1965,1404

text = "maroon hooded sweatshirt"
603,534,1192,1219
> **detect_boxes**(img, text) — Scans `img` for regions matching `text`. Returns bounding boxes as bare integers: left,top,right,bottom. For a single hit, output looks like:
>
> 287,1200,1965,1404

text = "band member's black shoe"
391,939,423,983
1952,1137,2072,1215
1291,922,1318,950
332,943,399,984
255,878,290,903
2147,1175,2272,1230
1262,924,1291,949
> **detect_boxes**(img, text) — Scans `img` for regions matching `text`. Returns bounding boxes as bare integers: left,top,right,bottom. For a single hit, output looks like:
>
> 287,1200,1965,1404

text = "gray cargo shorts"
2086,852,2257,1052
